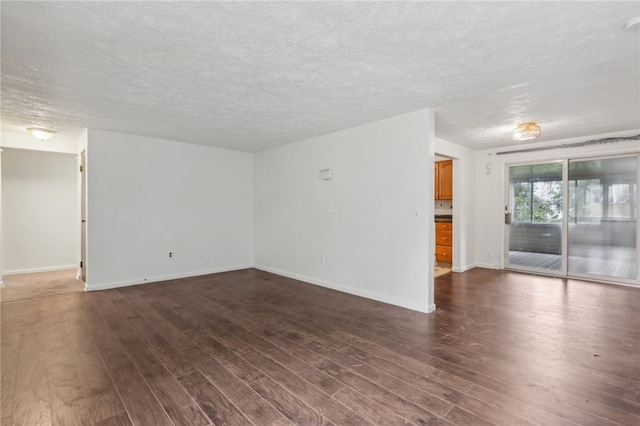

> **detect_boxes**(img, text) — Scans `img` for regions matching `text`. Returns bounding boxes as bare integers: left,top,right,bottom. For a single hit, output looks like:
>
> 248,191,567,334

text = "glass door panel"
568,157,637,279
507,163,564,273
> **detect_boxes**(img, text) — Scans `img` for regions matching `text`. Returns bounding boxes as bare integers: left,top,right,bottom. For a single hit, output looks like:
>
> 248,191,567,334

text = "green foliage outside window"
513,180,563,223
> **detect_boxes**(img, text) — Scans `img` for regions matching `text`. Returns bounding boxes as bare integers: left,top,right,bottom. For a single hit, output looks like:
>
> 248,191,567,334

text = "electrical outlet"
169,252,173,258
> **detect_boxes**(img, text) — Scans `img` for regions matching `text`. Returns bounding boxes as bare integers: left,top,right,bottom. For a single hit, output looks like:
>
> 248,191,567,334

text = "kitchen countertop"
435,214,452,223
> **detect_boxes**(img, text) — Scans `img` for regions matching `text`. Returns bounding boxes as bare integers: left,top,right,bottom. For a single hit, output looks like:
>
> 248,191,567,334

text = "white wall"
86,130,253,290
254,109,435,313
435,137,477,272
0,149,2,282
1,148,80,274
77,129,88,153
474,130,640,269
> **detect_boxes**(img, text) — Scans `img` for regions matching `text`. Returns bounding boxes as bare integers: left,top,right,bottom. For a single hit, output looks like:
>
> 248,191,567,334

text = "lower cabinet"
436,222,452,263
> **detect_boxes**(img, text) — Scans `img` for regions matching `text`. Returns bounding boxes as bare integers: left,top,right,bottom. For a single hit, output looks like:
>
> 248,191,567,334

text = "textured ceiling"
1,1,639,152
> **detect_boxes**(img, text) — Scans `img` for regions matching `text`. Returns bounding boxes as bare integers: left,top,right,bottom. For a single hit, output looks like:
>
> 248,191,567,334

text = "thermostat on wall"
319,168,333,180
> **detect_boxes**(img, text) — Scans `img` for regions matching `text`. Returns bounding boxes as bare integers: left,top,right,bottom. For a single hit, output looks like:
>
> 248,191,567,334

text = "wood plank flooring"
1,268,639,425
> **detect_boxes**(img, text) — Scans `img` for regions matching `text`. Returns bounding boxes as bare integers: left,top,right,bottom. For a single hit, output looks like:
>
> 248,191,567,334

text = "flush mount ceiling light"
513,122,541,141
27,127,56,141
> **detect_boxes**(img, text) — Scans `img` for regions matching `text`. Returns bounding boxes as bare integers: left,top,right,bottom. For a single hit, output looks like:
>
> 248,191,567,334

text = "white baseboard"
3,264,78,276
471,262,500,270
85,264,254,291
452,263,476,273
254,264,434,314
84,262,438,314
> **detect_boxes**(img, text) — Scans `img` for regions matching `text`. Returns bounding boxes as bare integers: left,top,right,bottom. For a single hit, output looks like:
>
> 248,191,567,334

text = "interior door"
80,150,87,283
506,162,565,274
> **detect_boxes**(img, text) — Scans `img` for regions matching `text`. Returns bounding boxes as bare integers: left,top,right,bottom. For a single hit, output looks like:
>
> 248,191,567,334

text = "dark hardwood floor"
1,268,639,425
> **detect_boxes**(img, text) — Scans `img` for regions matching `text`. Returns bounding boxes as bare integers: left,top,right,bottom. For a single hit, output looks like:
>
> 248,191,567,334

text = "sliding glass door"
507,162,565,274
568,157,637,280
507,155,638,283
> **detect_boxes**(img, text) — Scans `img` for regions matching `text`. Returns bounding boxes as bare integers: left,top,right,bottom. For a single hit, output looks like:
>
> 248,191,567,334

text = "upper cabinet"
434,160,453,200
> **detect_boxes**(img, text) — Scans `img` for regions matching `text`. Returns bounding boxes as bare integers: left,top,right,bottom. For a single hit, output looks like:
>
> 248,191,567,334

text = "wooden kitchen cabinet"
436,229,452,246
435,221,453,263
434,160,453,200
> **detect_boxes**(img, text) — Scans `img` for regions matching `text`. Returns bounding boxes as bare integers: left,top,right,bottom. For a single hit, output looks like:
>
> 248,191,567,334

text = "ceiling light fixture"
513,122,541,141
27,127,56,141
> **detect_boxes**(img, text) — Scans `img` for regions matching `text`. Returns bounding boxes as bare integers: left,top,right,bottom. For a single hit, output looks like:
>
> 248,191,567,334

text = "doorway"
1,148,84,301
80,150,87,282
434,156,453,277
506,155,638,282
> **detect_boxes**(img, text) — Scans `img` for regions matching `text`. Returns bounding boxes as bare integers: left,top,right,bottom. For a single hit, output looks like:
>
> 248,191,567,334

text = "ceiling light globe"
27,127,56,140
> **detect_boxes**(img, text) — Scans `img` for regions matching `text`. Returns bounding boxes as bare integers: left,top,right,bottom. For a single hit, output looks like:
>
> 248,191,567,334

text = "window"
569,179,636,224
513,179,563,223
608,183,635,219
569,179,603,224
